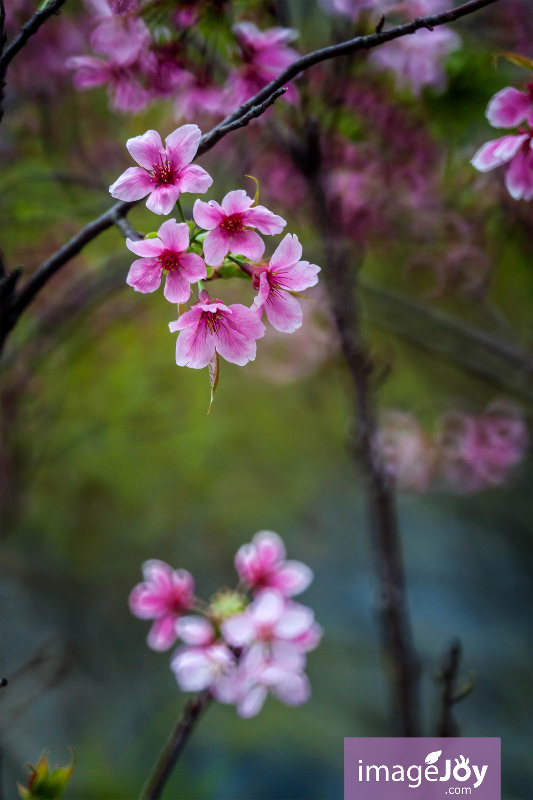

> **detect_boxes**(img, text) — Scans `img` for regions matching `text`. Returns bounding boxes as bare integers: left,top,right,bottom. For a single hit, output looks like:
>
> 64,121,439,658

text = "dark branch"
222,0,500,127
139,691,212,800
0,0,67,72
436,640,462,736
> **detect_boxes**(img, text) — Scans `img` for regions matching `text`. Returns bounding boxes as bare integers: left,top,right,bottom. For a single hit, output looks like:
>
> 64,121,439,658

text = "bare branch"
0,0,67,72
139,691,212,800
436,640,462,736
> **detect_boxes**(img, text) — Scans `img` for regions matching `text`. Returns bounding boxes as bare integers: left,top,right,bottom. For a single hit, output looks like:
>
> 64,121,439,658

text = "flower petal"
273,260,320,292
504,148,533,201
147,615,178,651
252,589,284,626
109,166,153,201
253,531,286,568
146,184,181,215
486,87,532,129
273,603,314,639
126,237,164,258
269,561,314,596
471,134,528,172
270,670,310,706
176,164,213,195
171,649,213,690
214,304,265,365
265,289,303,333
221,189,254,215
176,616,214,646
228,230,265,261
245,205,286,235
164,270,193,304
237,684,268,718
129,585,167,619
175,318,215,369
221,612,255,647
193,199,224,231
126,130,164,170
269,233,302,269
127,259,163,293
203,228,230,266
165,123,201,166
178,252,207,282
157,219,189,253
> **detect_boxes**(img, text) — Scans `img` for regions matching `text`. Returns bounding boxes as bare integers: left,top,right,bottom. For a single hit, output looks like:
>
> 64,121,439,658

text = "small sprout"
18,750,75,800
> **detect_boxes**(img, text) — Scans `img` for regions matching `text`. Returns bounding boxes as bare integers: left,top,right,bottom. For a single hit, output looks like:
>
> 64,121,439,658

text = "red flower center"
151,156,177,186
221,213,244,234
159,250,179,271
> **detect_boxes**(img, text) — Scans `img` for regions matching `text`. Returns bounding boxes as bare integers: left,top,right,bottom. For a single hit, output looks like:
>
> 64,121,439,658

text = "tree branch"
0,0,67,123
139,691,212,800
436,640,462,737
0,0,499,352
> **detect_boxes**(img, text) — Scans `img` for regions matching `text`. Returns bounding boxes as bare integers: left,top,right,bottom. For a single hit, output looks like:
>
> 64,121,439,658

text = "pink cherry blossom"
374,411,435,492
235,530,313,597
438,402,528,492
87,0,151,66
221,588,319,652
215,642,311,718
251,234,320,334
67,55,150,112
193,190,286,266
109,125,213,214
171,617,235,692
228,23,300,106
125,219,206,303
369,27,460,96
129,560,194,651
471,130,533,200
486,83,533,128
169,290,266,369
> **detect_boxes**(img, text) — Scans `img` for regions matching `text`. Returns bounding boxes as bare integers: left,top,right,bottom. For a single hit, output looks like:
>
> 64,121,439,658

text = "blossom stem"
226,255,254,278
176,198,187,224
139,691,212,800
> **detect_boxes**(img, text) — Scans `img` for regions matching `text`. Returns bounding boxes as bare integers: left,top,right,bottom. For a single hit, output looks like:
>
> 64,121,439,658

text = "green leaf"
245,174,260,206
207,352,219,415
18,751,75,799
492,51,533,71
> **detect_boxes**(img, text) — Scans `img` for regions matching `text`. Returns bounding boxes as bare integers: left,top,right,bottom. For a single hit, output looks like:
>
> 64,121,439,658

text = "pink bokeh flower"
486,83,533,128
369,26,460,96
228,23,300,106
109,125,213,214
221,588,319,652
438,402,528,492
169,290,266,369
171,617,235,692
87,0,151,66
235,530,313,597
129,560,194,651
67,54,150,112
125,219,206,303
471,130,533,201
251,233,320,333
375,411,436,492
193,190,286,266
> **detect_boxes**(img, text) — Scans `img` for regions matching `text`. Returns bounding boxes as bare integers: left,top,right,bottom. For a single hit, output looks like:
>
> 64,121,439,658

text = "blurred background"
1,0,532,798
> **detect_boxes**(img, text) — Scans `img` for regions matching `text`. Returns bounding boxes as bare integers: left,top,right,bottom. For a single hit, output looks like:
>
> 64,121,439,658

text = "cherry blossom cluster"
472,75,533,201
109,124,320,372
375,401,528,493
129,531,322,718
66,0,299,116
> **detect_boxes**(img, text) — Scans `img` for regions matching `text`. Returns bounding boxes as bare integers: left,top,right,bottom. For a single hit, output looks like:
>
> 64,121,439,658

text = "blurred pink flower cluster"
472,77,533,201
65,0,300,116
109,124,320,371
129,531,321,718
375,402,528,493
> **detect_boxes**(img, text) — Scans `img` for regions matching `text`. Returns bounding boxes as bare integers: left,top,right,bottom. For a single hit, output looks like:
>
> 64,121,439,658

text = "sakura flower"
109,125,213,215
375,411,436,492
129,560,194,651
193,190,286,266
235,530,313,597
369,27,460,96
169,290,266,369
251,233,320,333
171,616,235,692
215,642,311,718
126,219,206,303
438,402,528,492
471,130,533,201
87,0,151,66
67,55,150,112
221,588,318,653
228,23,300,106
486,83,533,128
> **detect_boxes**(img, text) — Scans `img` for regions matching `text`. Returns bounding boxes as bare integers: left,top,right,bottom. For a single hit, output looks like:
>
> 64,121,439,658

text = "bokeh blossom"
126,219,206,303
375,411,436,492
129,560,195,651
235,530,313,596
169,290,266,369
193,190,286,266
109,125,213,214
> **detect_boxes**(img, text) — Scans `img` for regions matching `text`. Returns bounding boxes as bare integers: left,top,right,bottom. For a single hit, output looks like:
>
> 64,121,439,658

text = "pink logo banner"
344,737,501,799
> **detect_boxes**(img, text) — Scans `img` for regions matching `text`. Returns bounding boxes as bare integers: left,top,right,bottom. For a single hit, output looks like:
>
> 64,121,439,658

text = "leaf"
245,174,260,206
144,232,159,239
425,750,442,765
492,51,533,71
207,352,219,414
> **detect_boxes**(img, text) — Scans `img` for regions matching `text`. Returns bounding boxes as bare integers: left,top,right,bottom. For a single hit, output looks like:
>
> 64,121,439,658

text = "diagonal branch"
0,0,500,352
0,0,67,72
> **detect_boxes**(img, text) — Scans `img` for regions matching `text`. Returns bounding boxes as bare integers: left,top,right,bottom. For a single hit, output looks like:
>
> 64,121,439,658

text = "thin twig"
139,691,212,800
436,640,462,736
